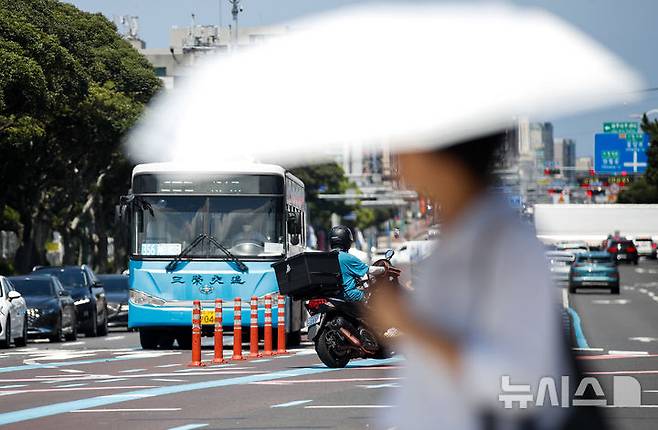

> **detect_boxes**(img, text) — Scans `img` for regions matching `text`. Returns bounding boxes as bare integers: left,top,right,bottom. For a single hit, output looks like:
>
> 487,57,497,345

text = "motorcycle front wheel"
315,329,351,368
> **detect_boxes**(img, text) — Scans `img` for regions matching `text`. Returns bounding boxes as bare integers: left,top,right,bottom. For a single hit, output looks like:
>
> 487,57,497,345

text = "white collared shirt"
380,193,567,430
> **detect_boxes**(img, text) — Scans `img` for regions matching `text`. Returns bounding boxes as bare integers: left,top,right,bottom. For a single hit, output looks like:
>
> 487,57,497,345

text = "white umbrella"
127,3,643,166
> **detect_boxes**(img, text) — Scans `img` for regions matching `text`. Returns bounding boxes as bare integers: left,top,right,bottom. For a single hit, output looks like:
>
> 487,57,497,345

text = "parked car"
634,237,657,260
0,276,28,348
569,252,620,294
606,240,639,265
32,265,108,337
97,274,129,328
8,275,77,342
546,251,575,284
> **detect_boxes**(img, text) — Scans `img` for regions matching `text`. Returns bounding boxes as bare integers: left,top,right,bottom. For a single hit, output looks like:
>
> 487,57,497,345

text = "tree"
290,163,352,231
0,0,160,273
618,114,658,203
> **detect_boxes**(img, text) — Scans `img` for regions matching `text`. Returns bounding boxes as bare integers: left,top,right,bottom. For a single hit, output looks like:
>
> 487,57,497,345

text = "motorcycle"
305,249,402,368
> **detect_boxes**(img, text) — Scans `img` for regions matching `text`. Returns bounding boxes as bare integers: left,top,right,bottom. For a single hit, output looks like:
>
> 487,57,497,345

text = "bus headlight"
129,290,166,306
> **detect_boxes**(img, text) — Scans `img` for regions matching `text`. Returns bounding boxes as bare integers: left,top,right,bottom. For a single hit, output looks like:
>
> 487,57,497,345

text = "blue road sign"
594,133,649,174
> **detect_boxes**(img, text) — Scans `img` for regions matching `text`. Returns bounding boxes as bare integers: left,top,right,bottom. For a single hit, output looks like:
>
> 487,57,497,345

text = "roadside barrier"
231,297,245,360
263,295,274,356
188,300,205,367
187,294,291,365
249,296,261,358
277,295,288,354
212,299,226,364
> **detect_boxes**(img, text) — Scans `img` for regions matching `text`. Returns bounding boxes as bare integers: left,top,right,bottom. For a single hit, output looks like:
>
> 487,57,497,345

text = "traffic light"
544,168,561,175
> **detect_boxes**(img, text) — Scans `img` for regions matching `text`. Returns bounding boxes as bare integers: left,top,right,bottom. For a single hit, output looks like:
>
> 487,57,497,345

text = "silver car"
546,251,575,284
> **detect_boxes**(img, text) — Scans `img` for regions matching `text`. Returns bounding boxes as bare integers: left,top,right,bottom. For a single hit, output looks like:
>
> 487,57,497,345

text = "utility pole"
229,0,242,49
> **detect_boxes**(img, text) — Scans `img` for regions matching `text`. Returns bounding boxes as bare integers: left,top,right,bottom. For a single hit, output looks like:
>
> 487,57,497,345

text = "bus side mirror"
287,212,302,235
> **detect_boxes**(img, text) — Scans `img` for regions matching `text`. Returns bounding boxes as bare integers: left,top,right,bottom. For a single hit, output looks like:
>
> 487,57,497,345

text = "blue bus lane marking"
0,357,402,426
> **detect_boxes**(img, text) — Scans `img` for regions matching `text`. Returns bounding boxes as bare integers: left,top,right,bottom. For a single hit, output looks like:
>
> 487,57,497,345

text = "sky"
66,0,658,158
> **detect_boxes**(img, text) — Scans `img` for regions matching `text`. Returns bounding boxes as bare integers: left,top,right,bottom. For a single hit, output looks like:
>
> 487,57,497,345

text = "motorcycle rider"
329,225,386,302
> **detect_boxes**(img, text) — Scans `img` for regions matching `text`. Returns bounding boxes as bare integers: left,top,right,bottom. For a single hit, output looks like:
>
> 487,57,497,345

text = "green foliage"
618,114,658,203
290,163,351,230
0,0,160,272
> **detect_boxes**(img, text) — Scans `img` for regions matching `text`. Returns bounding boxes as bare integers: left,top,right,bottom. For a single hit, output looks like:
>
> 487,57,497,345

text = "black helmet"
329,225,354,251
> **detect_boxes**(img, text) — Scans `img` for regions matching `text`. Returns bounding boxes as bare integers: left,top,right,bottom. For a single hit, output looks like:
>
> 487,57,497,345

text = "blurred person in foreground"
369,132,598,430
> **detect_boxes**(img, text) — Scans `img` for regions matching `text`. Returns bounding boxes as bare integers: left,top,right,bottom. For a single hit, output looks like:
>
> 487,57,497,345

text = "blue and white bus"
125,163,306,349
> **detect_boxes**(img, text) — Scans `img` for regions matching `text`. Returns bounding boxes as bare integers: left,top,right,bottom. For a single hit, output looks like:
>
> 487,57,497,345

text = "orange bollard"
188,300,206,367
231,297,245,360
277,294,288,354
212,299,226,364
263,295,274,356
249,296,261,358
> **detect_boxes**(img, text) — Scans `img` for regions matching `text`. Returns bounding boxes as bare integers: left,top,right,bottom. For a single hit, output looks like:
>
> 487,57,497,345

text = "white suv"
0,276,28,348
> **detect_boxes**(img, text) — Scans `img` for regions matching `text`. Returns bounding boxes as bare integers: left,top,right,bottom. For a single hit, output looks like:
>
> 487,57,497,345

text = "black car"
97,274,129,328
32,265,108,337
8,275,77,342
606,240,639,265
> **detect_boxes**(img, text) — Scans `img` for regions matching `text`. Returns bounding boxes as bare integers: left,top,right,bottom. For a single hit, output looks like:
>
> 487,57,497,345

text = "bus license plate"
306,314,320,327
201,310,215,325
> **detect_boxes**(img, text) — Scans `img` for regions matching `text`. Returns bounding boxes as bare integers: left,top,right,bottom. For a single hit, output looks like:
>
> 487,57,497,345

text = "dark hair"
438,130,509,186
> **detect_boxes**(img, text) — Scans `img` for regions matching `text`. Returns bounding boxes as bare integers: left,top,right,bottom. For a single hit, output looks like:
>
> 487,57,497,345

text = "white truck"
534,204,658,247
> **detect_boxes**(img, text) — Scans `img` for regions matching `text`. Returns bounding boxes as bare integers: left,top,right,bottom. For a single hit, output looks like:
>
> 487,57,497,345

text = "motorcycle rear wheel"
315,330,350,368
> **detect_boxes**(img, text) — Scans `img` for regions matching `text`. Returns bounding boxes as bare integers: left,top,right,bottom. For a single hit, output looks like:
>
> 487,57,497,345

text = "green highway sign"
603,121,639,133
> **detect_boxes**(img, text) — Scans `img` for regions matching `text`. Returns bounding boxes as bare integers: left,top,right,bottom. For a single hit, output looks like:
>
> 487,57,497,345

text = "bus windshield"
134,195,284,257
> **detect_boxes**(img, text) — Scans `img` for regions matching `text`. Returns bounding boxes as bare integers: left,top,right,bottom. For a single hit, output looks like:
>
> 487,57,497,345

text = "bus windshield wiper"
206,235,249,273
165,234,207,272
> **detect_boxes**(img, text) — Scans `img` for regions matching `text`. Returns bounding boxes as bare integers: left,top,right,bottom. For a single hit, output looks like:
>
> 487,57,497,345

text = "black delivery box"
272,251,342,300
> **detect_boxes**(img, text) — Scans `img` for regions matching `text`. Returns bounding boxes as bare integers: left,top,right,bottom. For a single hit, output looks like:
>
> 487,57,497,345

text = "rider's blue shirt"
338,251,369,302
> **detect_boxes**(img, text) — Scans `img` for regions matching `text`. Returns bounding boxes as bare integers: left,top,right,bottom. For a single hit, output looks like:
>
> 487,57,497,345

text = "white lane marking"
168,424,209,430
119,369,146,373
0,370,261,384
0,384,27,389
629,337,658,343
173,366,239,372
250,359,271,363
293,349,317,356
356,383,400,389
55,383,87,388
100,393,154,399
105,336,125,341
151,378,187,383
305,405,394,409
156,364,182,368
0,386,156,395
71,408,180,413
608,350,649,356
59,369,85,374
636,268,646,274
572,347,604,352
96,378,128,383
253,377,401,385
271,399,313,408
63,342,86,346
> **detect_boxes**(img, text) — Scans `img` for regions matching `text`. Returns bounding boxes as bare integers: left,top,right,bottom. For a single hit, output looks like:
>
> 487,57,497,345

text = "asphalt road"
0,329,399,429
0,260,656,429
568,259,658,430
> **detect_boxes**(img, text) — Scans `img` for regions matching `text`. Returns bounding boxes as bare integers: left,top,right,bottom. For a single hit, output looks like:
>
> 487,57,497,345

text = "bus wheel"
139,329,160,350
287,331,302,347
176,332,192,349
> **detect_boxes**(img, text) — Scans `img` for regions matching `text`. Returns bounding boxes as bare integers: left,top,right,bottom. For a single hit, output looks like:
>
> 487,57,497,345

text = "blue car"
569,252,620,295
